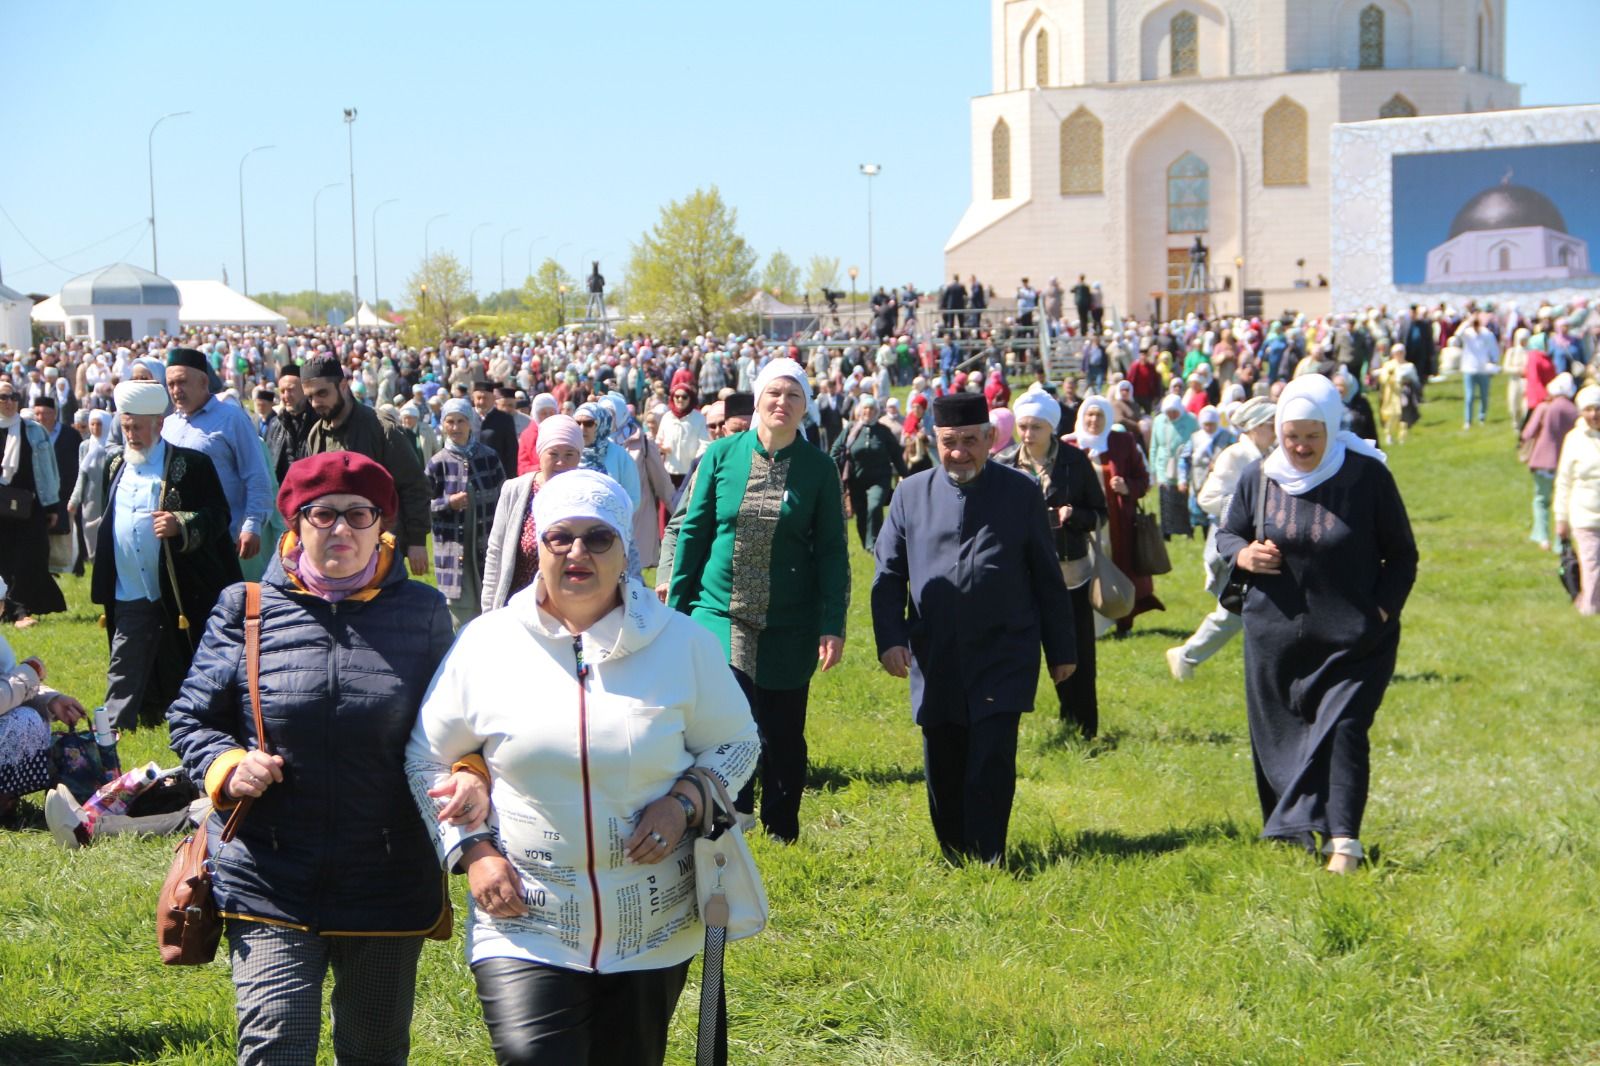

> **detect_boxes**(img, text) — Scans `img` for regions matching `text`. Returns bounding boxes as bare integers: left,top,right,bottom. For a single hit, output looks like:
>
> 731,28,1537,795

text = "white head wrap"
1263,374,1386,496
1549,373,1577,400
1072,396,1115,455
114,380,169,416
1576,385,1600,412
1012,383,1061,429
1232,397,1276,432
752,358,811,401
1198,404,1221,427
531,468,634,553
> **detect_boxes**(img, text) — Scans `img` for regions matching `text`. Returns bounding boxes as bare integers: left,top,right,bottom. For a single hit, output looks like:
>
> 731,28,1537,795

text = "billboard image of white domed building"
1422,176,1589,285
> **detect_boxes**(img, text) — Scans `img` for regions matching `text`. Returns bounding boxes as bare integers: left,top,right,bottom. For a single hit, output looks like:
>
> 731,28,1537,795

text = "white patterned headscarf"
532,468,633,553
1263,374,1385,496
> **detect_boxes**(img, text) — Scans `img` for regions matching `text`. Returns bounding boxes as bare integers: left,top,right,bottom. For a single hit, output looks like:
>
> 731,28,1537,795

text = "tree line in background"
254,185,854,346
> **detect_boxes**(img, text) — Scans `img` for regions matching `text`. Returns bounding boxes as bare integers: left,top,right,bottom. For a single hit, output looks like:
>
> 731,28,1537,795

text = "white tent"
33,280,288,334
0,282,32,351
344,301,397,330
174,280,288,328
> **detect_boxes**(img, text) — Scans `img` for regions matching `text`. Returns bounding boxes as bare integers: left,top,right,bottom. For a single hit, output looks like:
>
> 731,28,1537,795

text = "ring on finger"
649,830,665,846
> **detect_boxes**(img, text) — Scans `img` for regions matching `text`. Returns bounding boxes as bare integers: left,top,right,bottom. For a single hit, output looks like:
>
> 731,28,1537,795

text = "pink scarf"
285,543,381,602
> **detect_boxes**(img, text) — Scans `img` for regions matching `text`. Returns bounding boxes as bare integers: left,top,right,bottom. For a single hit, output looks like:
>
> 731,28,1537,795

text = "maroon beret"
277,452,398,521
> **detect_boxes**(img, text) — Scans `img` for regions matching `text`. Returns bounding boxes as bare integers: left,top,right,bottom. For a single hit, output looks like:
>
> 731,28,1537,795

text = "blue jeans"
1464,372,1492,425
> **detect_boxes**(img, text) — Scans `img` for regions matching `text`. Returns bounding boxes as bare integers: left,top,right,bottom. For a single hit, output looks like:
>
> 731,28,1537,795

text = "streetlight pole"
147,111,191,273
526,234,547,282
858,164,881,296
371,198,399,314
343,108,360,318
500,227,522,294
848,265,859,333
237,144,274,296
425,213,448,262
469,223,491,295
312,182,343,324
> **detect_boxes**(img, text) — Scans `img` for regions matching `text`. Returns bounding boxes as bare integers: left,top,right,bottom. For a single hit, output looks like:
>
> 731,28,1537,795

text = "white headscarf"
753,357,811,402
1072,395,1115,456
1012,382,1061,429
1263,374,1386,496
531,468,634,554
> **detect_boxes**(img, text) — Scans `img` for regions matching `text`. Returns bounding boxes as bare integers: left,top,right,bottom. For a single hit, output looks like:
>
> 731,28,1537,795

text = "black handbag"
1219,465,1269,614
1559,540,1581,602
0,483,33,521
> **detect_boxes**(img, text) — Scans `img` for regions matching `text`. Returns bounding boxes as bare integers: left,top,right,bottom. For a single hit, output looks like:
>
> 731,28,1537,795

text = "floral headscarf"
576,401,614,473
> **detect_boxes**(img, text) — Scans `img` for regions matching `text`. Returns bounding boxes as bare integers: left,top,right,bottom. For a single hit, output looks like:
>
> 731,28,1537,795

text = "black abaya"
1216,452,1417,844
0,425,67,620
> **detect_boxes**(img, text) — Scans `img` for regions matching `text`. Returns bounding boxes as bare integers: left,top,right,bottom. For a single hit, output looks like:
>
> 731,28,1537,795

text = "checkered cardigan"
426,442,505,600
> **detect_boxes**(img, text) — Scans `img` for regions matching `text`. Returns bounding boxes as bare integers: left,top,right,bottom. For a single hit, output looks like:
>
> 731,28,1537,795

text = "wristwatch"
671,790,697,827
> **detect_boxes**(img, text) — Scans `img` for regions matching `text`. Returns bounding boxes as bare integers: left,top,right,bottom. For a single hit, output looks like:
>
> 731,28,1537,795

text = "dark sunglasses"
299,504,382,530
0,393,17,403
540,526,619,555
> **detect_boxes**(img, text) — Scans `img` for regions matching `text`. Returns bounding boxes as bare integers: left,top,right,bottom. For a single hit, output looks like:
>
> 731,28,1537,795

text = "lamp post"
147,111,191,273
469,222,492,295
848,265,859,332
343,108,360,319
500,227,522,295
312,182,343,323
526,234,547,282
557,284,567,327
237,144,274,296
424,213,448,262
1234,255,1245,316
371,198,399,315
858,164,881,296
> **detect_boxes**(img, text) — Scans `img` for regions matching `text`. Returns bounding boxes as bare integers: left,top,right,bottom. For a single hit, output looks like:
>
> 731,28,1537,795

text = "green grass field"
2,379,1596,1065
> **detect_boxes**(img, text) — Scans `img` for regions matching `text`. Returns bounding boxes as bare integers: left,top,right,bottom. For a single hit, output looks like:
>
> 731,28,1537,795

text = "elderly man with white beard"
91,381,241,731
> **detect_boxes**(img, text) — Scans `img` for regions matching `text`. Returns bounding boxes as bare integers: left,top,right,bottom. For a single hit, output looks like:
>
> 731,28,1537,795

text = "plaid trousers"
226,920,423,1066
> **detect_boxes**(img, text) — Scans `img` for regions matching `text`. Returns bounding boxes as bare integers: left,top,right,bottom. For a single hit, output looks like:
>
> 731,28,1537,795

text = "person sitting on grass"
0,573,88,826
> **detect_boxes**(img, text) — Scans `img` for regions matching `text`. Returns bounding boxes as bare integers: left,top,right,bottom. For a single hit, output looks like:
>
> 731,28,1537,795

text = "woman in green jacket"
831,395,910,551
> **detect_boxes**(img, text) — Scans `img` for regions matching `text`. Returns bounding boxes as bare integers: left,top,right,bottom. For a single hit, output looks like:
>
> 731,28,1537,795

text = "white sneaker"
44,785,90,849
1165,647,1195,682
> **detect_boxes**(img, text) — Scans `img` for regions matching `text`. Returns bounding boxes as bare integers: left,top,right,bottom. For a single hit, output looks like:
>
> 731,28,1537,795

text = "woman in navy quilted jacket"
168,451,482,1066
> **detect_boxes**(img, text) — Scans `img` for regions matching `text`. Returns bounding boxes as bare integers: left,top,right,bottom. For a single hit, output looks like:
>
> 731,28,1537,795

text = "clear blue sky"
3,0,1597,303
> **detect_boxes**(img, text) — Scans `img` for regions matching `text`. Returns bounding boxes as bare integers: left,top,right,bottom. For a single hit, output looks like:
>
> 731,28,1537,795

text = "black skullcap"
496,386,517,400
306,356,344,382
32,395,56,410
278,362,304,379
254,387,276,401
932,392,989,428
723,392,754,419
471,379,495,393
166,347,210,374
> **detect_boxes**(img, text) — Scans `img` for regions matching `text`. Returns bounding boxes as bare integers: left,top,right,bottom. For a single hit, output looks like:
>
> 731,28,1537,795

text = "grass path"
2,379,1596,1064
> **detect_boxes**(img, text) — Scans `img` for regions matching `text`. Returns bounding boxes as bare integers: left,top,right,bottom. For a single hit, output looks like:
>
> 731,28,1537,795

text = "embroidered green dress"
666,430,850,690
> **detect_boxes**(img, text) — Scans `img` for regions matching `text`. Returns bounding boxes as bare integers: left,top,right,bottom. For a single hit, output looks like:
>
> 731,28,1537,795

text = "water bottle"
92,706,121,776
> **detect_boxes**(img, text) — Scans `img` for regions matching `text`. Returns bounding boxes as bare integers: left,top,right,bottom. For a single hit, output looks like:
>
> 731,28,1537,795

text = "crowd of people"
0,285,1595,1062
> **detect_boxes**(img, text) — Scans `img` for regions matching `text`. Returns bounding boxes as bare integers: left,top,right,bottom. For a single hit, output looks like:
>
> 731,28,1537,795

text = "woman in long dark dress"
1069,396,1162,634
1216,374,1417,874
0,383,67,626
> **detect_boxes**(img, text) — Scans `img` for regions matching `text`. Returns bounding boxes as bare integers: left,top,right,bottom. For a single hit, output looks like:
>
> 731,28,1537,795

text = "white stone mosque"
944,0,1520,320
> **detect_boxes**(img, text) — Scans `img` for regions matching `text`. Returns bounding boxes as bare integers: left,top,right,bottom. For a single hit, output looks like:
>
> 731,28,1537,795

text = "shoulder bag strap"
1253,462,1269,543
218,583,266,845
158,446,190,631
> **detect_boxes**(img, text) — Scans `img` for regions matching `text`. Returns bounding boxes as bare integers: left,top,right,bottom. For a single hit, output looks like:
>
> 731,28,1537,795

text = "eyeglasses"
298,504,382,530
539,526,619,555
0,394,16,403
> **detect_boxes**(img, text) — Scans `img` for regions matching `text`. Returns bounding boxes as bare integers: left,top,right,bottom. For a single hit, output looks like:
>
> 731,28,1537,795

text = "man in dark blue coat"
871,392,1075,864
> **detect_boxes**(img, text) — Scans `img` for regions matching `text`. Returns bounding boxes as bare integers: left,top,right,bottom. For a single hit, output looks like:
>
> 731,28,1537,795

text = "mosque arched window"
1167,152,1209,233
1060,107,1103,195
1036,28,1050,88
1171,12,1199,77
1359,5,1385,70
1379,93,1417,119
992,118,1012,200
1263,97,1308,186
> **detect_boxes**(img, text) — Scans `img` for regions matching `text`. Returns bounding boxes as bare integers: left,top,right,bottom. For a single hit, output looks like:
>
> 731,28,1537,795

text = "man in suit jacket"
93,381,241,730
472,379,520,477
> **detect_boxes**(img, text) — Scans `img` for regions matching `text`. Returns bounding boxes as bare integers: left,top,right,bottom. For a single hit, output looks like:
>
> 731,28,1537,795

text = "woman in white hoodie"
1555,385,1600,616
408,469,758,1066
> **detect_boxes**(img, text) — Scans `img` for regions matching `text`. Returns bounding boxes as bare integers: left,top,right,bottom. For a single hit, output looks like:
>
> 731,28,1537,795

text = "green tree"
403,253,470,347
519,259,579,332
760,250,800,302
804,255,841,301
625,186,757,335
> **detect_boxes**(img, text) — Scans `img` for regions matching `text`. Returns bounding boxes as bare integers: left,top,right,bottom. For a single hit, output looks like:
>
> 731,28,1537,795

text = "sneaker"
1165,647,1195,682
45,785,90,849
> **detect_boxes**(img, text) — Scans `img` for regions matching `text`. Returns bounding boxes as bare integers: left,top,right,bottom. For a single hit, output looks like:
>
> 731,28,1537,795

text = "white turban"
1012,383,1061,429
114,380,168,416
752,357,811,401
531,468,634,553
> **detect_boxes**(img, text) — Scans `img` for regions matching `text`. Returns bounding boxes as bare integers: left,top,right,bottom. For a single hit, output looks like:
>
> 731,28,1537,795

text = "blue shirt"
162,398,271,539
112,439,166,602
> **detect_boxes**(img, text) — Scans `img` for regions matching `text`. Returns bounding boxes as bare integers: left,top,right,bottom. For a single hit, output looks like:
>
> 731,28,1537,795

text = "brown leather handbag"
157,583,266,965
